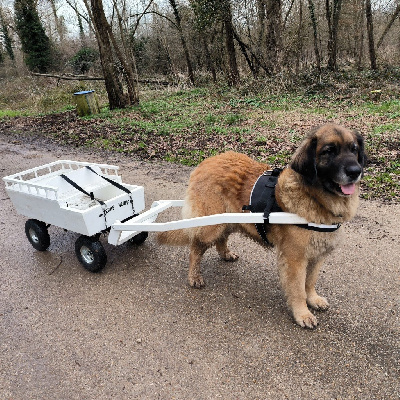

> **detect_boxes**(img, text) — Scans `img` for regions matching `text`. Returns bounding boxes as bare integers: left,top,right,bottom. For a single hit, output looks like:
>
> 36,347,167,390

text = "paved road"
0,135,398,399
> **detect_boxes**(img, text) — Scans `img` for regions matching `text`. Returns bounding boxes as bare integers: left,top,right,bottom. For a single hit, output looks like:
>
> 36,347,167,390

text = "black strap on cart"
84,166,136,215
60,172,108,228
60,173,105,206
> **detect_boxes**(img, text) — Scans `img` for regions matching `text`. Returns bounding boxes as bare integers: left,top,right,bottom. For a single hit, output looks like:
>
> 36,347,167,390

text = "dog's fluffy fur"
158,124,365,328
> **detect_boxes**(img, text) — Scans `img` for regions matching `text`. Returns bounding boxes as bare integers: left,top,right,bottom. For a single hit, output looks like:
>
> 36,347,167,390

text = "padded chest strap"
242,168,282,245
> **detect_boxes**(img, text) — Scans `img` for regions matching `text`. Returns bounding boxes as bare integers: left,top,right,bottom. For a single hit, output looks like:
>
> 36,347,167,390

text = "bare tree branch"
377,3,400,48
130,0,155,36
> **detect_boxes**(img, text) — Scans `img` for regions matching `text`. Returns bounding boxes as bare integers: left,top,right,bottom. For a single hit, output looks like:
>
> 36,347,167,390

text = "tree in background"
2,0,400,86
365,0,377,70
307,0,321,72
326,0,343,71
0,7,14,62
69,47,99,74
191,0,239,85
222,0,240,85
14,0,53,72
265,0,282,74
168,0,195,84
377,3,400,49
83,0,139,108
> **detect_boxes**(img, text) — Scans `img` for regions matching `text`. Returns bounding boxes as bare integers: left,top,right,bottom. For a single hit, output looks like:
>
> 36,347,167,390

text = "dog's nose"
345,164,362,180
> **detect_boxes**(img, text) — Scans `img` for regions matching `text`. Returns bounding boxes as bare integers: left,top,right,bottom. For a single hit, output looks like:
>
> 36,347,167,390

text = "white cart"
4,160,311,272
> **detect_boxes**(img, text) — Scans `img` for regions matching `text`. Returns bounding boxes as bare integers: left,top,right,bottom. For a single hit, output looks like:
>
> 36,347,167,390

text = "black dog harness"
242,169,341,245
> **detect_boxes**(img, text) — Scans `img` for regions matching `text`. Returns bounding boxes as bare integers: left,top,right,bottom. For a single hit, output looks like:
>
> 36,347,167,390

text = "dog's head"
290,124,365,196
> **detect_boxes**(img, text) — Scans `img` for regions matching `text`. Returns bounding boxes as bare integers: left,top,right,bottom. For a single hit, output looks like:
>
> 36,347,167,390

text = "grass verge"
0,73,399,201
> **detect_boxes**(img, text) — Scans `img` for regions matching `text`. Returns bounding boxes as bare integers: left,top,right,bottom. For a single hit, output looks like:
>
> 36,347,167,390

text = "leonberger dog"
158,124,365,328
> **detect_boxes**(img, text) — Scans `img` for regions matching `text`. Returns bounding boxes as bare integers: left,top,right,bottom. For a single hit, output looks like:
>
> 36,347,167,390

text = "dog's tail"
157,194,194,246
157,229,191,246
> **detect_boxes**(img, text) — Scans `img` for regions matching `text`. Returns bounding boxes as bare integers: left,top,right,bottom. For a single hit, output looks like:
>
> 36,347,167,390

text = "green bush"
69,47,99,75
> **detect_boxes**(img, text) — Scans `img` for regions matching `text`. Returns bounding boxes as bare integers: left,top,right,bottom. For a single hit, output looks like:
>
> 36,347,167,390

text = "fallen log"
31,72,173,86
32,72,104,81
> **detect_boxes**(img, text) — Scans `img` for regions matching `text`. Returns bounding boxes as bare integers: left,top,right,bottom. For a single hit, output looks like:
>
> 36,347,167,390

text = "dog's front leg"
278,252,318,329
306,258,329,311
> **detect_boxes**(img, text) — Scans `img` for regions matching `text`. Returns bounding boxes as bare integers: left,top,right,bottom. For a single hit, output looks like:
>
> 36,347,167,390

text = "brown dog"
158,124,365,328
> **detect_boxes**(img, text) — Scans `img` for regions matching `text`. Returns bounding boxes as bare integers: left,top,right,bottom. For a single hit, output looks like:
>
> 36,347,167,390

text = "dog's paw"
294,310,318,329
222,251,239,262
188,274,205,288
307,295,330,311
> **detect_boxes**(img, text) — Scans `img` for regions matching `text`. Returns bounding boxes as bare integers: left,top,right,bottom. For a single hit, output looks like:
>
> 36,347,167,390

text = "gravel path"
0,135,398,399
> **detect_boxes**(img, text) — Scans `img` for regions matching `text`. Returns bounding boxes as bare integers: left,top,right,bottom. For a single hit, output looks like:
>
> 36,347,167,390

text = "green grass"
0,109,27,118
373,122,400,134
362,99,400,116
266,150,293,165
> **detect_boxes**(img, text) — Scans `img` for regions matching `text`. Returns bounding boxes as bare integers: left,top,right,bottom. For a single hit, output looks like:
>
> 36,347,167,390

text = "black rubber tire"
129,231,148,245
75,235,107,273
25,219,50,251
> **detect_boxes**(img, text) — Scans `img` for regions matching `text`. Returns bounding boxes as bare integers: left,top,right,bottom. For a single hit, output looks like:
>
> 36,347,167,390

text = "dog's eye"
321,146,336,156
350,143,358,154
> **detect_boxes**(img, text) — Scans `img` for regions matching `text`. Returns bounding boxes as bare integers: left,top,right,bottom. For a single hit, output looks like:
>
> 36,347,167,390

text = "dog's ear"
290,132,318,182
354,131,366,167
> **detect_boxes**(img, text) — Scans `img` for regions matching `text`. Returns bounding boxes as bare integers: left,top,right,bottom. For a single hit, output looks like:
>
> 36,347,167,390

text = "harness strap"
295,223,341,232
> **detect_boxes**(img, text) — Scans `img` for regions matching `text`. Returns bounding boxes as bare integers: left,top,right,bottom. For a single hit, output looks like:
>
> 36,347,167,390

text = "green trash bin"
73,90,100,117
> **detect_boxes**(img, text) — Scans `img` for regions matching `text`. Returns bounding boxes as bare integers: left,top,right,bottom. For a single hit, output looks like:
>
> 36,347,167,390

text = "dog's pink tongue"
341,183,356,195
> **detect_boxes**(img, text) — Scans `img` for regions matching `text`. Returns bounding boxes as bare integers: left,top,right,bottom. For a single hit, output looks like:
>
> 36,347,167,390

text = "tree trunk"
221,0,239,85
110,0,140,104
326,0,342,71
201,35,216,82
88,0,127,109
307,0,321,72
232,30,256,76
295,0,303,73
356,0,365,70
106,22,139,105
365,0,377,70
255,0,265,76
168,0,195,85
86,0,139,109
0,8,15,61
265,0,282,74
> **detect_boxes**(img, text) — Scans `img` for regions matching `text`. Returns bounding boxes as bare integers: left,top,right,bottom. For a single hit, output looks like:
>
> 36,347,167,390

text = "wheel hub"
80,245,94,264
28,228,39,244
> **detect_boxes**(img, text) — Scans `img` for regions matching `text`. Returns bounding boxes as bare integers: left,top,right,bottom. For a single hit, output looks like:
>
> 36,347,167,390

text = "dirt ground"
0,134,398,400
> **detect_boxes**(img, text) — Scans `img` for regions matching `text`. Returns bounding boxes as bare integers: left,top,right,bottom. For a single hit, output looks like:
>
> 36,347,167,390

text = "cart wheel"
129,231,148,245
25,219,50,251
75,235,107,273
